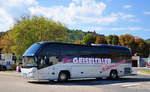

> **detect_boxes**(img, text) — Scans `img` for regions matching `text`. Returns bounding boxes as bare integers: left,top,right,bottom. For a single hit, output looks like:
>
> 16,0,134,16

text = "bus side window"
40,57,44,68
44,56,50,65
49,56,60,65
0,54,1,60
38,56,50,68
56,56,62,62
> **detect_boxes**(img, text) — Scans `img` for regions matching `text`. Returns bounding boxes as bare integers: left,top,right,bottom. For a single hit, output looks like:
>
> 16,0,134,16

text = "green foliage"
83,34,96,45
67,29,102,42
67,29,87,42
2,16,67,55
147,42,150,57
112,35,119,45
141,70,150,74
135,38,150,57
0,32,5,52
145,39,150,43
74,40,84,44
106,35,113,44
0,30,15,53
119,34,136,55
0,32,6,37
106,35,119,45
119,34,135,47
0,32,6,49
95,36,107,44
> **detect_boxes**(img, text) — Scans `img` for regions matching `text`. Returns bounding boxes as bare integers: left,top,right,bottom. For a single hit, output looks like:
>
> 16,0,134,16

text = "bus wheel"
109,70,118,79
58,72,69,82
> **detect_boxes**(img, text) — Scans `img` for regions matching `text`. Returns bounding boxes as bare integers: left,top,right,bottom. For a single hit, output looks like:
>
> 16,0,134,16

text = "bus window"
38,56,44,68
39,44,60,56
38,56,61,69
49,56,60,65
60,45,80,56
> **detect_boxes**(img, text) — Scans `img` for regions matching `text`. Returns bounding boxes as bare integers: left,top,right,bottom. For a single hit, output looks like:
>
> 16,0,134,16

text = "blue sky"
0,0,150,39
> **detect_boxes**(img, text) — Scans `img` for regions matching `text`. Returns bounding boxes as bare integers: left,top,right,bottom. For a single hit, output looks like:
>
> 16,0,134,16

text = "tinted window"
79,46,110,57
39,44,60,56
60,45,80,56
23,43,41,56
109,48,131,63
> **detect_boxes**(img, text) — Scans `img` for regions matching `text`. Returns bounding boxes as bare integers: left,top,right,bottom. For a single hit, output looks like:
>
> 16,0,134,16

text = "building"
132,56,140,67
147,55,150,67
0,53,15,70
132,55,149,67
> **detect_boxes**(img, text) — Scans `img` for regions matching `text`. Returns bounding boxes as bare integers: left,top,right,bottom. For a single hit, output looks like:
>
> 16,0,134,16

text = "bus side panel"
38,66,59,80
38,67,50,80
70,64,90,78
70,64,108,79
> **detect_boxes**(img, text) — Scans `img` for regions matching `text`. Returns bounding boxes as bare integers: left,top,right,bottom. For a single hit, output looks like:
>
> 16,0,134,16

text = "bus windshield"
23,43,41,56
22,56,37,68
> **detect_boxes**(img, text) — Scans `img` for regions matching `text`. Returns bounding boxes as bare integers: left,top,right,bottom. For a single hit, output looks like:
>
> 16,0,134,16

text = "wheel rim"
60,73,67,81
111,72,117,79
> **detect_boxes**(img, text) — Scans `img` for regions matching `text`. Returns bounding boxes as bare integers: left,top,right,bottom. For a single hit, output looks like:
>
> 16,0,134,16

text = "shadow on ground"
29,73,150,86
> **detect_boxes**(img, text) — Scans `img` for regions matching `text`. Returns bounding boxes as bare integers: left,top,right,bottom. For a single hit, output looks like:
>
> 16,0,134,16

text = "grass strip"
141,70,150,74
0,70,16,72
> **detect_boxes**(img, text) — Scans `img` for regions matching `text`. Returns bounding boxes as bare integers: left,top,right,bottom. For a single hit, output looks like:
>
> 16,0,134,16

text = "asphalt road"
0,67,150,92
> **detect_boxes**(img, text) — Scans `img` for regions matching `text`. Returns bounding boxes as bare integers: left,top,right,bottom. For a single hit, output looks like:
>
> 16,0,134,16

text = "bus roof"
37,41,129,50
23,41,130,57
91,44,129,49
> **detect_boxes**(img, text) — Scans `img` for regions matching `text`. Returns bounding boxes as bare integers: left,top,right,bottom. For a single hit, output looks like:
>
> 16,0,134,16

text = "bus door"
38,56,49,80
38,67,49,80
38,56,61,80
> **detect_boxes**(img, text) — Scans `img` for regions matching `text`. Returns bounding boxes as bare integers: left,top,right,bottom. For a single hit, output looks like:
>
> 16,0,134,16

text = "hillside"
67,29,104,42
0,30,103,43
145,39,150,43
0,32,6,37
67,29,87,42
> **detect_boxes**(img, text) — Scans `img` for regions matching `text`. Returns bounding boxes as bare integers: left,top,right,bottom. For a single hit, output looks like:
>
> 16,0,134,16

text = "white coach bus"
21,41,132,81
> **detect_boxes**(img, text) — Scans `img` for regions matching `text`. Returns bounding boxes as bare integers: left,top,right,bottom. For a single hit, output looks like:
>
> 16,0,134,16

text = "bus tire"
58,72,69,82
109,70,118,80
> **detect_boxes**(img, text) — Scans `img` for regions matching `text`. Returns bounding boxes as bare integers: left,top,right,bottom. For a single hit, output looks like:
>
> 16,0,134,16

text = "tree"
106,35,113,44
67,29,87,42
0,32,6,52
0,30,15,53
135,38,149,57
106,35,119,45
147,42,150,57
74,40,84,44
2,16,68,55
83,34,96,45
112,35,119,45
95,36,107,44
145,39,150,43
119,34,135,55
0,32,6,37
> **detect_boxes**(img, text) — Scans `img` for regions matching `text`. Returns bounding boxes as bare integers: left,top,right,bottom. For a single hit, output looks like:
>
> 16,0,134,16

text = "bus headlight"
30,67,37,73
28,68,37,78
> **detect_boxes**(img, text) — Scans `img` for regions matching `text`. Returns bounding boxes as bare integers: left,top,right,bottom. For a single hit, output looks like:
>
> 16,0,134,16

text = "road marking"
109,82,141,87
121,83,140,87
